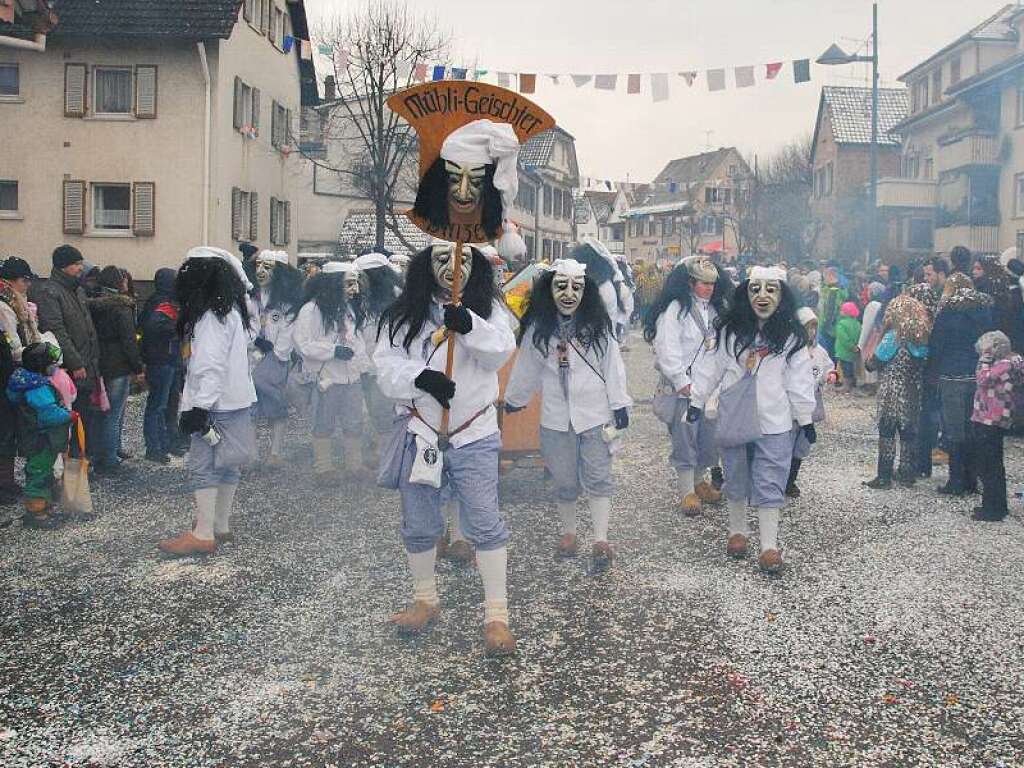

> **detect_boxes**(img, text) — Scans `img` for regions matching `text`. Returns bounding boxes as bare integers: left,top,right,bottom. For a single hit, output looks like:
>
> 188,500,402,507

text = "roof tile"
50,0,243,39
822,86,907,146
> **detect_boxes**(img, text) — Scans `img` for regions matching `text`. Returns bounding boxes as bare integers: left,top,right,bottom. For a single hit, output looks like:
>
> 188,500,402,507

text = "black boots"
864,441,894,489
785,459,802,498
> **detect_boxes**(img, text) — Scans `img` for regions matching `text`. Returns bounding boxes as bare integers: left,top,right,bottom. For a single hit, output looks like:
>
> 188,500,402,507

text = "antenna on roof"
703,130,714,150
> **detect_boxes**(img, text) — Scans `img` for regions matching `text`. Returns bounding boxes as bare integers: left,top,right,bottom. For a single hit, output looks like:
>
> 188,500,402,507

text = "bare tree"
308,1,450,250
755,135,821,263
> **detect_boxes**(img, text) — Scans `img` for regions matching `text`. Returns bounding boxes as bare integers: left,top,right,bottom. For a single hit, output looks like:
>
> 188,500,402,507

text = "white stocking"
476,547,509,626
557,500,577,536
270,420,286,457
676,467,695,498
407,548,439,606
214,484,237,535
728,498,749,537
193,487,217,541
757,507,780,553
590,496,611,543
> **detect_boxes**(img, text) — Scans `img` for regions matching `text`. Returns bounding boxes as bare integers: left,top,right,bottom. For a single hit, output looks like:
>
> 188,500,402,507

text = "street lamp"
818,2,879,268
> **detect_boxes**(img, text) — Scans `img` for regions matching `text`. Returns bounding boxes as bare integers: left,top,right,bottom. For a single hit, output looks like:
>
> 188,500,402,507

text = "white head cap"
354,252,390,271
440,119,521,217
322,261,359,275
185,246,252,291
258,250,290,265
796,307,817,326
549,258,587,278
749,265,787,283
389,253,410,266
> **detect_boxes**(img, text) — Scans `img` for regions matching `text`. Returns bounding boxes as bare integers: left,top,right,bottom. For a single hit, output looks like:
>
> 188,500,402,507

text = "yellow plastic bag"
61,416,93,517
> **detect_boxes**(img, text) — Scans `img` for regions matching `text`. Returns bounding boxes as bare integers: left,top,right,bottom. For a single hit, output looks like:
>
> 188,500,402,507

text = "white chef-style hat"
748,265,787,283
258,250,290,265
440,119,521,217
354,252,390,271
185,246,252,291
548,258,587,278
322,261,359,275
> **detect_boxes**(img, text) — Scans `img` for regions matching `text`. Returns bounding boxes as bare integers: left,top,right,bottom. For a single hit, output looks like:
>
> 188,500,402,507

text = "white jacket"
375,300,515,449
257,295,296,363
505,330,632,433
292,302,366,388
691,333,817,435
807,344,835,387
181,309,257,413
653,299,717,392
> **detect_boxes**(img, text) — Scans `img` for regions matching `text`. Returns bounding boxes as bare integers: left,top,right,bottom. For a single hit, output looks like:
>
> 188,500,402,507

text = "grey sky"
308,0,1007,182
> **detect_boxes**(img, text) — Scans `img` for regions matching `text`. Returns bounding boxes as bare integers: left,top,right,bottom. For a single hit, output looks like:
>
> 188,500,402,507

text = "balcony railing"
934,225,1000,255
937,131,1000,173
876,178,937,209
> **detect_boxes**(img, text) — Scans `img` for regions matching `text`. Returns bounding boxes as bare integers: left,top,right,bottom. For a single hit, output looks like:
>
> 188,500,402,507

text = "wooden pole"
438,240,465,444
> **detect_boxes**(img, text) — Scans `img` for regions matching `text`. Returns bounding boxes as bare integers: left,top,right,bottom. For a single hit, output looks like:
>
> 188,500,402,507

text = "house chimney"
324,75,336,102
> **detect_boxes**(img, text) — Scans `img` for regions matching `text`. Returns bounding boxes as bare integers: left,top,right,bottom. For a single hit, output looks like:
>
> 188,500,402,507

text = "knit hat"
96,265,124,291
22,342,60,375
239,242,259,260
868,281,887,301
840,301,860,319
1007,258,1024,278
0,256,38,280
52,244,84,269
976,330,1011,361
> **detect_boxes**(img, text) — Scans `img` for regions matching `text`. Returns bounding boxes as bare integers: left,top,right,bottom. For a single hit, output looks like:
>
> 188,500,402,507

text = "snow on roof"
337,211,431,256
822,86,908,146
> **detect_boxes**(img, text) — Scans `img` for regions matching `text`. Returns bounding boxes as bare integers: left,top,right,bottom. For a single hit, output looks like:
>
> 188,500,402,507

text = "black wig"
175,257,253,339
519,272,613,357
643,263,732,343
714,279,806,362
379,245,498,352
571,242,625,314
266,263,305,314
412,158,504,240
359,266,402,319
301,272,351,335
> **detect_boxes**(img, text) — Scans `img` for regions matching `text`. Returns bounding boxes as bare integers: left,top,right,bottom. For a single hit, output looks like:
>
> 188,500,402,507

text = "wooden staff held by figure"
435,241,465,450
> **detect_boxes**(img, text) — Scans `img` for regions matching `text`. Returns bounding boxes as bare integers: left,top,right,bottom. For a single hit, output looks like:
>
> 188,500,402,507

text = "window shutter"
64,64,87,118
132,182,155,236
63,180,86,234
284,201,291,245
252,88,260,135
270,100,279,148
284,108,292,147
231,187,242,240
260,0,269,34
233,77,243,130
134,65,157,119
249,191,259,241
243,0,251,22
270,196,279,243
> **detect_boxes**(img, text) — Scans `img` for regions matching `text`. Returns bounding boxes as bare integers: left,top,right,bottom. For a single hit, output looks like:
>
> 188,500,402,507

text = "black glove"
686,405,702,424
290,349,302,366
334,345,355,361
443,304,473,335
803,423,817,445
614,407,629,430
415,369,456,409
253,336,274,354
504,402,525,414
179,407,210,436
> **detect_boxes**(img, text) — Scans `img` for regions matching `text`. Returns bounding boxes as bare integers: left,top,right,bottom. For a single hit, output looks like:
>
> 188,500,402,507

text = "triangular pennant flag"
519,73,537,94
595,74,618,91
627,73,642,94
451,67,468,80
793,59,811,83
679,71,697,87
283,35,295,54
735,65,755,88
707,68,726,92
651,73,669,103
765,62,783,80
318,43,333,56
571,74,593,88
413,62,428,82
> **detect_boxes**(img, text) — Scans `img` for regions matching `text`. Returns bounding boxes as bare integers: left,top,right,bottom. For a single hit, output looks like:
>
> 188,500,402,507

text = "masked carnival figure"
505,258,632,568
292,262,369,485
645,256,733,516
249,251,304,468
687,267,816,574
571,239,630,341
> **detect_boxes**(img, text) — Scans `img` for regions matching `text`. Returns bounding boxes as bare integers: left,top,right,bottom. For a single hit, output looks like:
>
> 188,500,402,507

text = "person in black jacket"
89,266,143,474
928,273,996,496
138,268,180,463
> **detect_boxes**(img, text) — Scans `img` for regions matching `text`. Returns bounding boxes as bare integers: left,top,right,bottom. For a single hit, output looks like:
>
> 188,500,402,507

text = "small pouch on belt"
408,434,443,488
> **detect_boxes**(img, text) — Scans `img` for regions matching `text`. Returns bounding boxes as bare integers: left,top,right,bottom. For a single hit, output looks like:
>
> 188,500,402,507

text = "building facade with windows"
582,188,630,255
622,147,751,264
878,4,1024,259
0,0,315,279
510,126,580,263
809,86,906,264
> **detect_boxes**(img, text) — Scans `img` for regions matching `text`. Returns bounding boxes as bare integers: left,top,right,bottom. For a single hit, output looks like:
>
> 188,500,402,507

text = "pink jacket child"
972,331,1024,429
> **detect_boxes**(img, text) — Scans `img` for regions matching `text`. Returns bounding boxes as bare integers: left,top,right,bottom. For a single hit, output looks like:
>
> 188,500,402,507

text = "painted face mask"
255,258,276,288
444,161,486,219
431,244,473,292
343,272,361,298
748,279,782,320
552,274,586,316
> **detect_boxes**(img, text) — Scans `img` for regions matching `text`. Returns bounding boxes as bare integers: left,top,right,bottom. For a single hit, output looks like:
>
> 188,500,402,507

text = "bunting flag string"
311,42,815,101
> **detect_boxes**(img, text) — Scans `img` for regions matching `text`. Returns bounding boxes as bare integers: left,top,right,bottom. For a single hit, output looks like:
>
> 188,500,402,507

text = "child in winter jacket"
970,330,1023,522
787,308,836,497
6,342,71,529
833,301,862,392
